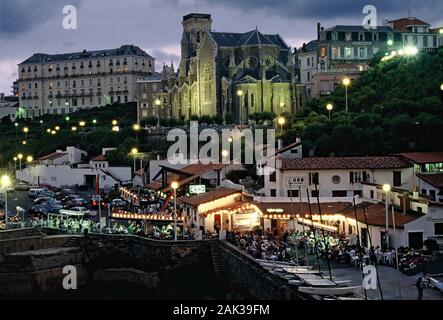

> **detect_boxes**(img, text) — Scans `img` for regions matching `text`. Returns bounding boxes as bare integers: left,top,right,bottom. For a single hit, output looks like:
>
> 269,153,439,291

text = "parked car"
15,183,30,191
111,199,126,207
65,198,88,208
28,188,48,199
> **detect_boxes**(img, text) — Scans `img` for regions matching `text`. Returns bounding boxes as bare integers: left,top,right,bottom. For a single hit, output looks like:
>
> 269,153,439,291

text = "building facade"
18,45,155,118
388,17,439,52
137,13,306,123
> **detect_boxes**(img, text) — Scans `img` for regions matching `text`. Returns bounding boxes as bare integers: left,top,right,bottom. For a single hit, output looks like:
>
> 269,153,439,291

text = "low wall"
219,242,315,300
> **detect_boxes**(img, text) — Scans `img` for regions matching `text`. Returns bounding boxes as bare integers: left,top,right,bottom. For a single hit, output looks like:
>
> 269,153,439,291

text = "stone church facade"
137,13,306,123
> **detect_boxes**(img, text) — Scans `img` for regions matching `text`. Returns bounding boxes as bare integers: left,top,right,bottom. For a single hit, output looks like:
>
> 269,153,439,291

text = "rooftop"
20,45,154,65
90,154,107,162
254,202,351,216
209,30,288,49
323,25,400,33
417,173,443,189
38,152,66,161
389,17,431,32
180,188,242,207
399,152,443,164
281,156,411,170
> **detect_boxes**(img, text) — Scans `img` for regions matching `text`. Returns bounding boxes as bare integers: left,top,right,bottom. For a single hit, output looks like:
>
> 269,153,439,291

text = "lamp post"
92,119,97,129
277,117,286,133
171,181,179,241
155,98,161,128
343,77,351,113
65,116,70,129
132,124,141,141
383,184,391,248
1,175,11,229
131,148,138,188
79,121,86,132
23,127,29,139
13,157,17,171
237,90,244,124
14,122,18,136
17,154,23,171
326,103,334,120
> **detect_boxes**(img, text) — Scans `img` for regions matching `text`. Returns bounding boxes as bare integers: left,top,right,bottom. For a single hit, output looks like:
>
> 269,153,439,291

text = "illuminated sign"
189,185,206,195
267,208,284,213
285,176,306,188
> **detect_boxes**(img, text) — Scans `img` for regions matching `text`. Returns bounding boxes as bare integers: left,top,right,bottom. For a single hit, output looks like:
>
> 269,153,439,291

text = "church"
137,13,306,123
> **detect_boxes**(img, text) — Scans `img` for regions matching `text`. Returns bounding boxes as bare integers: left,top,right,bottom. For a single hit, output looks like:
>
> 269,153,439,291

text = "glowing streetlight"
277,117,286,132
1,175,11,228
343,77,351,113
171,181,179,241
387,39,394,46
51,130,56,135
237,90,244,124
440,84,443,91
131,148,138,180
154,99,161,128
228,137,233,143
79,121,86,127
383,184,391,248
23,127,29,138
17,154,23,171
280,102,285,108
22,140,27,145
55,126,61,131
71,126,77,132
155,99,161,106
112,126,120,132
326,103,334,120
404,46,418,56
26,156,33,163
65,116,70,129
14,122,18,136
92,119,97,129
132,124,141,131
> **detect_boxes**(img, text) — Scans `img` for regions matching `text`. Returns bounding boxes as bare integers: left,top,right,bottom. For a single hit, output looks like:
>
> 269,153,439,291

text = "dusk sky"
1,0,442,94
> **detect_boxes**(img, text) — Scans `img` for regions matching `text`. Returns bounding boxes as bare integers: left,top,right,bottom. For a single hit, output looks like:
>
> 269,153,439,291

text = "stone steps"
210,242,223,277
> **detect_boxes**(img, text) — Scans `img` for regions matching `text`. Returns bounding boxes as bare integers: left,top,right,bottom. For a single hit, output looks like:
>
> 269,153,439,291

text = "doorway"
408,232,423,249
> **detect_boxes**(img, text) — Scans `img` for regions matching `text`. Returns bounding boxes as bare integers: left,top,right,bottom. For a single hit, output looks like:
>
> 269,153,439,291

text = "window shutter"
350,172,354,184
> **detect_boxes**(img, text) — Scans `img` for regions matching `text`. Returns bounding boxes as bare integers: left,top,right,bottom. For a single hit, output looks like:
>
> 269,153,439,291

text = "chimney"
317,22,321,40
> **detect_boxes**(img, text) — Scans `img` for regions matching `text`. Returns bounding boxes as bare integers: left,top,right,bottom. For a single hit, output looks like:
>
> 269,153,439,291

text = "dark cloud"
0,0,82,37
204,0,443,23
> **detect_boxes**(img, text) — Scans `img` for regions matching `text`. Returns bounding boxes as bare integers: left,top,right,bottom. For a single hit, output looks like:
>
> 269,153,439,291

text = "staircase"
210,241,223,278
63,237,79,248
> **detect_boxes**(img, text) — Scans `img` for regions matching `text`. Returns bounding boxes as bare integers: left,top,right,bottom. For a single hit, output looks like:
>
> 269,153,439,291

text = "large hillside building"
17,45,155,118
137,13,306,123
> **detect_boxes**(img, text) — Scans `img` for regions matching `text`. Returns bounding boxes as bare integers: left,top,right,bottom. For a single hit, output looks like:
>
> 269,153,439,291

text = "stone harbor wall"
218,241,315,300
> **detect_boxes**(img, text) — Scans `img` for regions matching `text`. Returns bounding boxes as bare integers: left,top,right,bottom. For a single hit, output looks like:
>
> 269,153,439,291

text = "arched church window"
251,93,255,108
248,56,258,68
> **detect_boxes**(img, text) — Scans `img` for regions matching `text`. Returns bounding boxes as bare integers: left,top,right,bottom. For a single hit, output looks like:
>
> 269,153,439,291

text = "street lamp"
1,175,11,229
326,103,334,120
55,126,60,131
17,154,23,171
277,117,286,132
26,156,33,163
65,116,70,129
92,119,97,129
155,99,161,128
171,181,179,241
404,46,418,56
112,120,118,126
133,124,141,141
71,126,77,133
51,130,56,135
79,121,86,132
387,39,394,46
46,128,51,134
23,127,29,139
131,148,138,176
342,77,351,113
383,184,391,248
14,122,18,136
13,157,17,171
237,90,244,124
440,84,443,91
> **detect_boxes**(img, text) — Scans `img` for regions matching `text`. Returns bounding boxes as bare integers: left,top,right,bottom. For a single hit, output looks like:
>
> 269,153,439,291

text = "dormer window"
21,67,26,73
116,59,121,66
123,58,128,66
80,62,84,69
372,33,379,41
27,66,31,72
109,59,114,66
88,61,93,68
33,66,37,72
72,63,76,70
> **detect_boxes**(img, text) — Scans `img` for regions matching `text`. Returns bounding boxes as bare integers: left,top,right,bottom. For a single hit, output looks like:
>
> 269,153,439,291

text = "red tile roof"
417,173,443,188
281,156,410,170
276,141,302,156
399,152,443,164
91,154,107,161
340,203,423,228
180,188,242,207
254,202,351,216
146,181,163,191
38,152,65,161
389,17,430,32
180,163,225,176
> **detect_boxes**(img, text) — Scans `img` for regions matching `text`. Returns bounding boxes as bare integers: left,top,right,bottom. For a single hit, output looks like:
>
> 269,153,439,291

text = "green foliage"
288,52,443,155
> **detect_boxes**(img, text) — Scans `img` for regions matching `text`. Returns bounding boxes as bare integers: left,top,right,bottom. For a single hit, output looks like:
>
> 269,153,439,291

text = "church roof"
209,30,288,49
